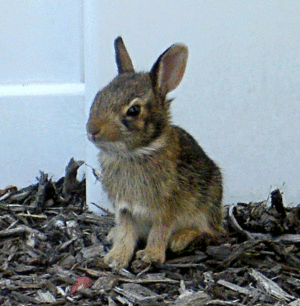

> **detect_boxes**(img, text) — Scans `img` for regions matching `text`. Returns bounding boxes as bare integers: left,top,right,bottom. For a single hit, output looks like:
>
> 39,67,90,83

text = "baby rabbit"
87,37,223,269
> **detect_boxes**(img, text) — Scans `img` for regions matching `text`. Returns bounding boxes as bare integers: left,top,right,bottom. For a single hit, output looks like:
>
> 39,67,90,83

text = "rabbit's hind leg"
169,228,202,253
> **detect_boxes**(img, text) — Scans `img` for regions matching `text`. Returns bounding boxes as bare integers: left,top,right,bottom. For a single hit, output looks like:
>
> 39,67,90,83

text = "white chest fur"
99,136,175,212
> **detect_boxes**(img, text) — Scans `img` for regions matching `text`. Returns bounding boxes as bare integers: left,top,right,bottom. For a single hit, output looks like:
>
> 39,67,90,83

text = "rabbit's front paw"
104,248,132,269
136,248,165,264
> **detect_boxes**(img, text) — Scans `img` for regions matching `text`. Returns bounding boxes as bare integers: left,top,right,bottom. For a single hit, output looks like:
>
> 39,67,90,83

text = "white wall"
1,1,299,209
87,1,300,207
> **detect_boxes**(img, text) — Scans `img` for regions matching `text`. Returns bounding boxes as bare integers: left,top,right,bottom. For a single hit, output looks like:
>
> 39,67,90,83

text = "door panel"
0,0,83,84
1,95,85,187
0,0,86,190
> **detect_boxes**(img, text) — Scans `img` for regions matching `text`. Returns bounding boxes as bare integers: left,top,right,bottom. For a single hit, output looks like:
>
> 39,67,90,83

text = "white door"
0,0,107,210
0,0,84,185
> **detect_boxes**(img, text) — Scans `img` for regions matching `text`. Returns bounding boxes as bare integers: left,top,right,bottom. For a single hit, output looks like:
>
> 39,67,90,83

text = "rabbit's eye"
126,104,141,117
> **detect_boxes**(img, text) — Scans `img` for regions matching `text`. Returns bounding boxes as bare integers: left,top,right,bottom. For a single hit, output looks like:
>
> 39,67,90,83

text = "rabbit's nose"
86,121,100,142
87,118,122,143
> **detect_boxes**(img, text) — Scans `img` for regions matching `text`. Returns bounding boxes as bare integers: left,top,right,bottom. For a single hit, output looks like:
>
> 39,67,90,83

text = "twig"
165,263,207,269
90,202,113,215
85,163,102,182
271,189,286,217
217,279,254,296
0,225,47,240
275,234,300,243
249,268,295,302
205,300,243,306
62,157,84,198
0,192,13,201
16,213,47,219
228,204,270,240
11,291,40,304
117,277,179,285
31,171,50,210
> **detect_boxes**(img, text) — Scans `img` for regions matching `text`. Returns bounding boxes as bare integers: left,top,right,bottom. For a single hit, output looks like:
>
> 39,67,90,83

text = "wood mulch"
1,158,300,305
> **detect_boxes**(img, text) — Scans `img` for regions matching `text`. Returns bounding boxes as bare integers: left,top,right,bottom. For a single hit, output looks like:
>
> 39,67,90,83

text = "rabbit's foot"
170,229,200,253
136,248,166,264
104,247,133,269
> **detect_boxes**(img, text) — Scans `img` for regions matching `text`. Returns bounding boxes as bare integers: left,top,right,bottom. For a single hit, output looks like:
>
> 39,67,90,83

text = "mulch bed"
1,158,300,305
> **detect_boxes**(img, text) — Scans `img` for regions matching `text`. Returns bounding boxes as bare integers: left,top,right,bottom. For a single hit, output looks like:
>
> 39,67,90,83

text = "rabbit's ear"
114,37,135,74
150,44,188,96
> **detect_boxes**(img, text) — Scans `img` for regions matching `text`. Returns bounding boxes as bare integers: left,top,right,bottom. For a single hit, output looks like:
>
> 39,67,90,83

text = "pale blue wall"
88,1,300,206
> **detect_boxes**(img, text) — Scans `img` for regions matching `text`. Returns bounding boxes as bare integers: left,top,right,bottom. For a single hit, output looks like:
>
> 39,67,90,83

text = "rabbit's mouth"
94,140,127,153
98,134,167,159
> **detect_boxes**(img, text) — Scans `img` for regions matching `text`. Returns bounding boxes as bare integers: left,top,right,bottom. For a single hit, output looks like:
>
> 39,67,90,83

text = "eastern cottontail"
87,37,223,269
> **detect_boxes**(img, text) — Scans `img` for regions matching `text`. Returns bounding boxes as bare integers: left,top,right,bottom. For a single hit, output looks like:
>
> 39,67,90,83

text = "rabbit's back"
174,126,223,233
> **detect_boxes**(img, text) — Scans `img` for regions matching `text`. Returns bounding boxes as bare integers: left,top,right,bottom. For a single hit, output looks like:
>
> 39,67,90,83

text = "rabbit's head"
87,37,188,154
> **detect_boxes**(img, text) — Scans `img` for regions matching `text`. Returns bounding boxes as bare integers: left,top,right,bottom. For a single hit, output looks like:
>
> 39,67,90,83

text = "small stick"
62,158,84,198
270,189,286,218
0,225,46,240
16,213,47,219
117,277,179,285
228,205,270,240
90,202,112,215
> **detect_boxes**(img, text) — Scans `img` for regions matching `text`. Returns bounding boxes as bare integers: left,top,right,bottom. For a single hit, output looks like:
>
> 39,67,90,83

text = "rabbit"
86,37,223,269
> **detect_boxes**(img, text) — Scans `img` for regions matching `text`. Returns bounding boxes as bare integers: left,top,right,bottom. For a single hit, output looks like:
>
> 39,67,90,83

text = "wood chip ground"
1,158,300,305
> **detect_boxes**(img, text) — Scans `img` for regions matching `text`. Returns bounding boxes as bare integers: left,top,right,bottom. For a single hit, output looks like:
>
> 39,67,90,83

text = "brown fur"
86,37,223,269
